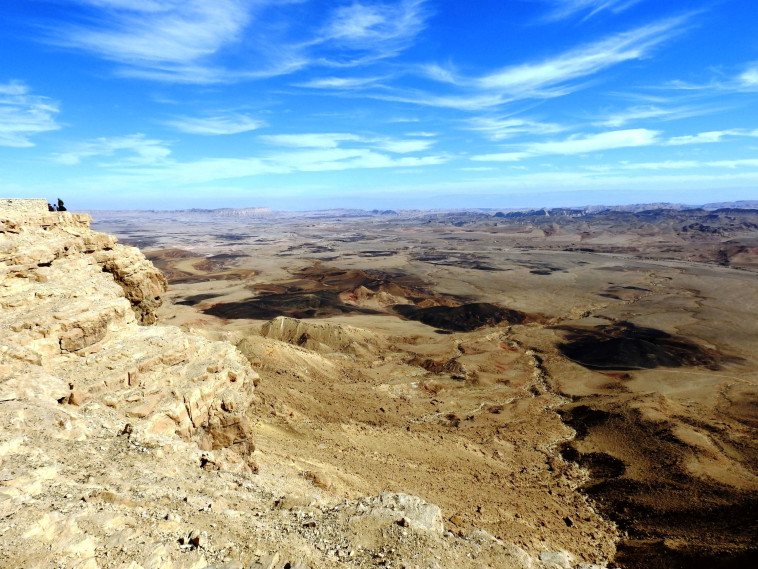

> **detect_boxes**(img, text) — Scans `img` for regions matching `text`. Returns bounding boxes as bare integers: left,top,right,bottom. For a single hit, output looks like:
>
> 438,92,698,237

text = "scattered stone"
448,514,464,527
302,470,333,490
346,492,444,536
248,552,280,569
188,529,208,549
538,550,573,568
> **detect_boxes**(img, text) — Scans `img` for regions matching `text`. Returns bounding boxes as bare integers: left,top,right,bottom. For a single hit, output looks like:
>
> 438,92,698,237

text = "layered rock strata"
260,316,383,357
0,205,258,465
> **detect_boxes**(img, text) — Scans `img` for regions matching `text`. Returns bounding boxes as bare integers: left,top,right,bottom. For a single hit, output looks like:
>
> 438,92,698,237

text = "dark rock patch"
412,252,503,271
120,236,160,248
357,250,396,257
146,248,197,261
176,293,219,306
589,478,758,569
555,322,724,370
208,252,248,261
558,405,614,439
215,233,250,241
393,302,529,332
615,538,758,569
202,291,379,320
557,398,758,569
559,445,627,478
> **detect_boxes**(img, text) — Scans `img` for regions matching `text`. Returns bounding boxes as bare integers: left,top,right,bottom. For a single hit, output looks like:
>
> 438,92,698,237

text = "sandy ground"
91,208,758,568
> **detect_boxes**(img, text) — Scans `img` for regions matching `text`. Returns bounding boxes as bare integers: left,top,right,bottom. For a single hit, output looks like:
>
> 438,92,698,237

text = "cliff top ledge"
1,198,93,230
1,198,49,214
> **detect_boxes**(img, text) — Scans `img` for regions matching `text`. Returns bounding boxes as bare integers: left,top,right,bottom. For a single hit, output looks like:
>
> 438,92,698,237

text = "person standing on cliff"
57,198,66,212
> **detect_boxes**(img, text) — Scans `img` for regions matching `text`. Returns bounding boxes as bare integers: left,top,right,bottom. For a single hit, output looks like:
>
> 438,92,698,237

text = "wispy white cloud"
90,147,447,186
666,130,732,145
478,18,684,95
595,104,713,127
586,158,758,172
261,131,434,153
472,128,660,161
374,138,433,153
666,129,758,146
296,75,387,89
50,1,254,82
738,65,758,89
43,1,429,83
584,160,699,171
366,17,686,111
260,133,363,148
709,158,758,169
61,128,446,186
40,0,313,83
417,63,458,84
53,134,171,165
317,0,429,63
467,116,566,140
372,90,512,111
663,62,758,94
537,0,646,23
0,81,61,147
77,1,180,11
265,147,444,172
470,151,529,163
164,114,266,135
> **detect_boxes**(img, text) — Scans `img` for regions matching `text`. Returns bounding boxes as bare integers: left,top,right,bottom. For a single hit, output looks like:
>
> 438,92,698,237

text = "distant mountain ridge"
83,200,758,217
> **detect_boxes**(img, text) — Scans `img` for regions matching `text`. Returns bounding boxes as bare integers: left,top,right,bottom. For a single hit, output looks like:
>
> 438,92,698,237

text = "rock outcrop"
1,203,167,324
260,316,383,358
0,203,258,465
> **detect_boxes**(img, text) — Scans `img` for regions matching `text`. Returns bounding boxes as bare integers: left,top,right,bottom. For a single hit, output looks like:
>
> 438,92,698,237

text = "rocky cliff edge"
0,204,609,569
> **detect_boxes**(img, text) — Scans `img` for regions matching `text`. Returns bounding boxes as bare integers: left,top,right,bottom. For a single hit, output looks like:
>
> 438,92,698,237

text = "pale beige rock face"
260,316,383,357
0,210,256,461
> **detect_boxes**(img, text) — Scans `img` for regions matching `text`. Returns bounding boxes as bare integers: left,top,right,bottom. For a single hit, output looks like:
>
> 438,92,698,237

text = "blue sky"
1,0,757,210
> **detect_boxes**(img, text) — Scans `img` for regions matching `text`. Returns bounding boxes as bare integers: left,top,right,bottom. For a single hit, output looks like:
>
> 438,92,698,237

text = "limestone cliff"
0,202,258,466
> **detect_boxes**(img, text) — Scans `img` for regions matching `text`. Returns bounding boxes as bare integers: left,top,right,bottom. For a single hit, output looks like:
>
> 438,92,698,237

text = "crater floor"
91,207,758,568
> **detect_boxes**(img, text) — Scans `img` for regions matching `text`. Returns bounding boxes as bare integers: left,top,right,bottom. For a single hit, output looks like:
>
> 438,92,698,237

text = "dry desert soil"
87,205,758,569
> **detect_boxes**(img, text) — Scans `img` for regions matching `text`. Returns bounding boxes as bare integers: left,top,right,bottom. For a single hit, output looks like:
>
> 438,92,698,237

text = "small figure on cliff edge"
47,203,55,211
57,198,67,212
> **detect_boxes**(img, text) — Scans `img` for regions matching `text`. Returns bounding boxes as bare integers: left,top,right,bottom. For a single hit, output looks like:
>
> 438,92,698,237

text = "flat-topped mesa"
1,198,167,324
0,203,258,470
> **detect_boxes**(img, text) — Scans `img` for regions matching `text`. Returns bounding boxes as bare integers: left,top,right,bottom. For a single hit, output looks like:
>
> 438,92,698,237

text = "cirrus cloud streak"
0,81,61,147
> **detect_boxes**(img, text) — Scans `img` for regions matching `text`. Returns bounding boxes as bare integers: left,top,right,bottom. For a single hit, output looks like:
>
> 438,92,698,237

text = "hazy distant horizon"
53,187,758,213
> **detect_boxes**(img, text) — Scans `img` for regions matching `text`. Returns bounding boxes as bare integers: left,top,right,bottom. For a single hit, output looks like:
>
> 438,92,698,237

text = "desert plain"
87,204,758,569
